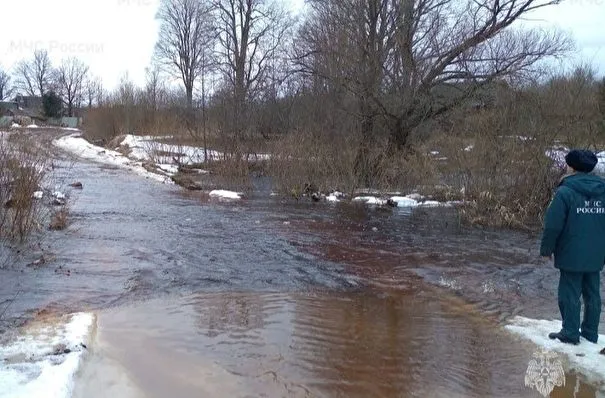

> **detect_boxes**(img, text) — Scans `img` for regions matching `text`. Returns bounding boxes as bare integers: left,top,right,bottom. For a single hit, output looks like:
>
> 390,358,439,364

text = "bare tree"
214,0,293,142
13,49,53,96
155,0,216,108
0,68,13,100
297,0,571,183
141,66,169,133
56,57,89,117
84,75,105,108
144,66,167,112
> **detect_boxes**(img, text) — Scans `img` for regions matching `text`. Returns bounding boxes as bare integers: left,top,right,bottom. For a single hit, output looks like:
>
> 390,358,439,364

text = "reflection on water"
78,291,599,398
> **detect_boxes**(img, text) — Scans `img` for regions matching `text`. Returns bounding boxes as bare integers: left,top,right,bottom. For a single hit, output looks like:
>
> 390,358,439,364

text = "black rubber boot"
549,331,580,345
581,331,598,343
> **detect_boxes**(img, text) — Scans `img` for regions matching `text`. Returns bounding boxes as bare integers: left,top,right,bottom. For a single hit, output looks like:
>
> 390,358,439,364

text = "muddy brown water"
0,132,603,397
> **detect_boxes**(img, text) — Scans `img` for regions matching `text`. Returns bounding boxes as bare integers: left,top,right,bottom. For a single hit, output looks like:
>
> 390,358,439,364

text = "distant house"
1,95,83,128
0,101,19,114
0,99,45,126
15,95,43,114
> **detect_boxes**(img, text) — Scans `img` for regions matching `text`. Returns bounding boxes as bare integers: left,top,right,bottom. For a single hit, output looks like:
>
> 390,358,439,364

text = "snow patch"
26,124,39,129
32,191,43,199
326,194,340,202
354,194,454,208
53,134,173,184
389,196,419,207
506,316,605,387
119,134,220,165
209,190,242,200
157,164,179,175
352,196,388,206
11,123,20,128
0,312,95,398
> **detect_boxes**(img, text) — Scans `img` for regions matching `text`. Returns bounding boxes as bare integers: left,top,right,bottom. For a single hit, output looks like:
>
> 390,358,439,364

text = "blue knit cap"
565,149,598,173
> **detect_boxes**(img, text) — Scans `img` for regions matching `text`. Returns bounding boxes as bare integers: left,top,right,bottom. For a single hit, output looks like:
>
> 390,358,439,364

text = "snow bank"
53,134,173,184
119,134,270,166
389,196,419,207
506,316,605,386
353,194,455,208
353,196,388,206
26,124,39,129
120,134,220,165
209,190,242,200
0,312,95,398
157,164,179,175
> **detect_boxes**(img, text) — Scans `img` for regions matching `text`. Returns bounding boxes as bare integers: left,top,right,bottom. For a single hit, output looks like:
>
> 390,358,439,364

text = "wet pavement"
0,130,603,397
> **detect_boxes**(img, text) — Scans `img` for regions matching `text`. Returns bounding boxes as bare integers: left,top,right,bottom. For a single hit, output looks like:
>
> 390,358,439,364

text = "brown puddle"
74,290,599,398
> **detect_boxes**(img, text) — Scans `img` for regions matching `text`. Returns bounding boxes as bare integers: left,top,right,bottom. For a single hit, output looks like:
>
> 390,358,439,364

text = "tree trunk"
389,117,412,153
201,77,208,163
185,84,193,109
354,112,376,188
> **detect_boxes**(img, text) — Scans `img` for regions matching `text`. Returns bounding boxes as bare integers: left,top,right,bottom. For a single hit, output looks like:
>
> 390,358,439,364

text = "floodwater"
1,132,603,397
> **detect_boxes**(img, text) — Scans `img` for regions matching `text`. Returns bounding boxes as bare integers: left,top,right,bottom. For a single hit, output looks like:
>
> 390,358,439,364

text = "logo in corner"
525,350,565,397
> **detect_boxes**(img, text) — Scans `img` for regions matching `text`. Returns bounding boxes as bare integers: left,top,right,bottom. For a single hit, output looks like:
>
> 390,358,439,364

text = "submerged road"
0,129,603,397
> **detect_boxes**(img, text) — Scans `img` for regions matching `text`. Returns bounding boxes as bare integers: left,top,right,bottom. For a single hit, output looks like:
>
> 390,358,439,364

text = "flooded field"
1,132,604,397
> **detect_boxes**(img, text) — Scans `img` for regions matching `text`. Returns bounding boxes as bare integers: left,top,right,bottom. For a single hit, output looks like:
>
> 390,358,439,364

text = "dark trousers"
558,270,601,342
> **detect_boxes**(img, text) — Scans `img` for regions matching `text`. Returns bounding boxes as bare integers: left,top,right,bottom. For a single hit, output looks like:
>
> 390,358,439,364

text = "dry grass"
269,132,360,197
427,131,562,229
49,207,69,231
0,133,47,241
268,131,440,198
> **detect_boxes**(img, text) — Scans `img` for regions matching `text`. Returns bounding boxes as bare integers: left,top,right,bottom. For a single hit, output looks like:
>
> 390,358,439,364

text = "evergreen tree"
42,91,63,118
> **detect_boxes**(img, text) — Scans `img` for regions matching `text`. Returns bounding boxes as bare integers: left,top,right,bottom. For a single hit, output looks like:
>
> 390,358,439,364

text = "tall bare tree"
0,68,13,101
297,0,571,183
56,57,89,117
144,66,166,112
84,75,105,108
214,0,292,141
13,49,53,96
155,0,216,108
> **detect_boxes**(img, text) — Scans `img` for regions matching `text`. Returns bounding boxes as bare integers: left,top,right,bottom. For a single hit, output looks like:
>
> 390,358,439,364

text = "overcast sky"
0,0,603,92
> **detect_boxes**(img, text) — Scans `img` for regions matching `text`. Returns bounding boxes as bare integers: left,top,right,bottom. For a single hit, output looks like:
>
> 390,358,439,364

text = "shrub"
0,133,47,240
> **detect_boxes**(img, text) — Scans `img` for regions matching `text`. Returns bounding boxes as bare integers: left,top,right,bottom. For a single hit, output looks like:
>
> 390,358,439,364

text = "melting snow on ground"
209,190,243,200
506,316,605,387
352,193,456,208
325,193,341,202
119,134,220,165
53,134,173,184
0,312,95,398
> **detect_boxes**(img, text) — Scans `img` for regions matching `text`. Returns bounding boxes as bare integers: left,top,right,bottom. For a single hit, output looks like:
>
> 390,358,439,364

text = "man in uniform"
540,149,605,344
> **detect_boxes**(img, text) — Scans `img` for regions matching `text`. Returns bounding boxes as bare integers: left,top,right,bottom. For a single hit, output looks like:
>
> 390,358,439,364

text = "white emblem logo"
525,350,566,397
